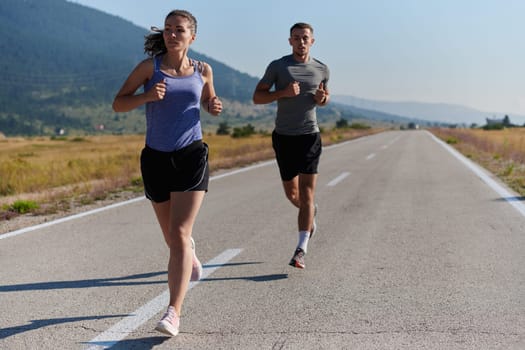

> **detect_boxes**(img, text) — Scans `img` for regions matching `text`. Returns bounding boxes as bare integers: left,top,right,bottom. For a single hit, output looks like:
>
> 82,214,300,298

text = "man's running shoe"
289,248,306,269
190,237,203,281
310,204,318,239
155,306,180,336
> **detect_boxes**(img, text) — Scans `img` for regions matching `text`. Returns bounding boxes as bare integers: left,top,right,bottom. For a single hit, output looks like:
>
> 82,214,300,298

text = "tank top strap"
153,55,162,73
189,58,205,74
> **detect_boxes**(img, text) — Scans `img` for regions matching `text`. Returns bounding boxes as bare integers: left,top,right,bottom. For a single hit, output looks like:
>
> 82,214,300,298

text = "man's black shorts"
272,131,322,181
140,140,209,203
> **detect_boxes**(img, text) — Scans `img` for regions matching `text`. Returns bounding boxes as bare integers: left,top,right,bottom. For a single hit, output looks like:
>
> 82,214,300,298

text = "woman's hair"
144,10,198,57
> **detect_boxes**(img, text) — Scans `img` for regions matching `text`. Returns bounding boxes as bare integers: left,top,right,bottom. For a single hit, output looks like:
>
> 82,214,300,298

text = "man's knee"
285,188,298,203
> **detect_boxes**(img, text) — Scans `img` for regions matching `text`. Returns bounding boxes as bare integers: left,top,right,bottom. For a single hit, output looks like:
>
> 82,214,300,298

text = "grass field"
0,128,382,219
431,127,525,196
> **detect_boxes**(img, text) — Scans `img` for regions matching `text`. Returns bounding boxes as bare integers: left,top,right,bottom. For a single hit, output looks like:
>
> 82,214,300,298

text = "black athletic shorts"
272,131,322,181
140,140,209,203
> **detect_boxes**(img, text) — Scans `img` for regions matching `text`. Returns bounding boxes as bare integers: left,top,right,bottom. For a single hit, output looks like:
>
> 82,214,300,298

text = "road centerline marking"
326,172,350,187
84,248,242,349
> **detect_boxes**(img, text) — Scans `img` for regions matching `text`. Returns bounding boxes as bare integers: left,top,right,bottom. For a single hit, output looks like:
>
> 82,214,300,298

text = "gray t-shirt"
259,54,330,135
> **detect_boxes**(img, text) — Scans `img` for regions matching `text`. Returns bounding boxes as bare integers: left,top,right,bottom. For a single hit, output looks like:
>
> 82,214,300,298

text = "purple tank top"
144,55,204,152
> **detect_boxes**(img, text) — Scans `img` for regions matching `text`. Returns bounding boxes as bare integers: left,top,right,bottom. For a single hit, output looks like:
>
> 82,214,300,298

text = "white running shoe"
155,306,179,336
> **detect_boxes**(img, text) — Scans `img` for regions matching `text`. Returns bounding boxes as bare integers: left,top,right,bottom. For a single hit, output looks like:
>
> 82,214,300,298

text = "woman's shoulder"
126,57,155,82
190,58,212,76
130,57,154,73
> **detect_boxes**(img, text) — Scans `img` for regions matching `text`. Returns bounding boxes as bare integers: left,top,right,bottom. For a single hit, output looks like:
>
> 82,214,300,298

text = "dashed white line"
366,153,376,160
84,248,242,350
326,172,350,187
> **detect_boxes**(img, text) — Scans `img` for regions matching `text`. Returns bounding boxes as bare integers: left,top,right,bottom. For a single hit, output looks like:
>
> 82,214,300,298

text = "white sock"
297,231,310,253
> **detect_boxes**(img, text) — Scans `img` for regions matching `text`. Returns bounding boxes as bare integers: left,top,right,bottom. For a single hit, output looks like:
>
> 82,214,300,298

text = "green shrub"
446,137,458,144
216,122,231,135
349,123,371,130
130,177,143,187
232,124,256,138
483,124,504,130
9,200,39,214
502,163,514,176
335,118,349,129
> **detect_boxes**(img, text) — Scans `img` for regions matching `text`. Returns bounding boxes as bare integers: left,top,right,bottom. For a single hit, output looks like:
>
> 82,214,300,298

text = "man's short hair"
290,22,314,36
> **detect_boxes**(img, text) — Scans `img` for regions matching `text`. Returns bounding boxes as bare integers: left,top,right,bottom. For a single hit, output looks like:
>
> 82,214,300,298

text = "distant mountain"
0,0,263,136
331,95,525,126
0,0,144,134
0,0,411,137
314,102,429,129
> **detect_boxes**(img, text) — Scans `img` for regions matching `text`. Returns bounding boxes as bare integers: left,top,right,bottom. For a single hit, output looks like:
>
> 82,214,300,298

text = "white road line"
0,197,145,240
429,131,525,218
1,160,277,240
388,135,401,147
84,248,242,350
326,172,350,187
211,160,275,181
323,135,366,150
382,135,401,149
366,153,376,160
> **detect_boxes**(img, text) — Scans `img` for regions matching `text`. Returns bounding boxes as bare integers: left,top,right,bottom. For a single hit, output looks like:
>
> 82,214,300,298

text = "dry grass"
0,128,383,220
0,135,142,196
431,127,525,195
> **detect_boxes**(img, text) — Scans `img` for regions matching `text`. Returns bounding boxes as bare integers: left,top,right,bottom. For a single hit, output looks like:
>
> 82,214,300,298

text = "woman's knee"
166,229,191,250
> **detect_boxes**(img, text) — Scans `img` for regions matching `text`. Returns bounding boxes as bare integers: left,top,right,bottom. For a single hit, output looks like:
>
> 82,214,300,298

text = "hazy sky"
70,0,525,116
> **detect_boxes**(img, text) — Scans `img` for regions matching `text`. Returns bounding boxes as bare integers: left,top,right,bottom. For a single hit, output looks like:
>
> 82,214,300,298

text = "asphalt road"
1,130,524,350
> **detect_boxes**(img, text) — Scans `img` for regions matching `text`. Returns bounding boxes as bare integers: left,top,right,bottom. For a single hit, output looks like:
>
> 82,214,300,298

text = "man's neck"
292,53,310,63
